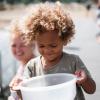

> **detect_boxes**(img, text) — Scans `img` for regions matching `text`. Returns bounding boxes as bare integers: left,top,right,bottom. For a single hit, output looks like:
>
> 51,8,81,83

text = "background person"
8,19,36,100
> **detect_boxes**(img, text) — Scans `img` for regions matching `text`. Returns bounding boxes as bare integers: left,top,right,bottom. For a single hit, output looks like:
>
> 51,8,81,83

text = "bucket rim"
19,73,77,91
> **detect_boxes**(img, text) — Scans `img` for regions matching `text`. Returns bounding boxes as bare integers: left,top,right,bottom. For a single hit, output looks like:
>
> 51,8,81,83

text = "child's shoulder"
63,52,80,61
63,52,79,58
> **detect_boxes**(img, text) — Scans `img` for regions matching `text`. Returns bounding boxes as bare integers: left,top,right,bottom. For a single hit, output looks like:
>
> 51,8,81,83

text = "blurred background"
0,0,100,100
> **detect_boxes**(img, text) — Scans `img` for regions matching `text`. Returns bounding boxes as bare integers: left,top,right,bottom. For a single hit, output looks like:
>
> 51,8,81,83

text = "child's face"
10,35,33,63
36,30,64,62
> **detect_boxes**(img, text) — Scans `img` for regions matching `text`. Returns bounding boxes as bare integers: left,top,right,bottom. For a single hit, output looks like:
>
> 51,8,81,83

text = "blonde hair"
9,18,23,38
9,18,33,46
22,2,75,45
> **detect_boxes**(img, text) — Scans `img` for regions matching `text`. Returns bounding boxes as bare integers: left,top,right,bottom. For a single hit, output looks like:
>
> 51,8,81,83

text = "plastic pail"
19,73,77,100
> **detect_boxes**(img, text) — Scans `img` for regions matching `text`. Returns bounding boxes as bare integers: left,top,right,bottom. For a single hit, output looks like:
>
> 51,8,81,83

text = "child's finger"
75,70,82,77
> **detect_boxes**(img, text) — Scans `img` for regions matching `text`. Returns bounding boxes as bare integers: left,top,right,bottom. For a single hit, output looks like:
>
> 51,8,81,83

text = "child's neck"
41,53,63,70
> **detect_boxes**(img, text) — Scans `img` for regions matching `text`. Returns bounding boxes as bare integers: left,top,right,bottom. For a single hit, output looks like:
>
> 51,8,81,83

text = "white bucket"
19,73,77,100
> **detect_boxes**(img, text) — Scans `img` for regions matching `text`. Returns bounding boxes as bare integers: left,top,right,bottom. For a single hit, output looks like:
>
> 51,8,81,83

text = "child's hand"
9,76,23,90
75,69,87,85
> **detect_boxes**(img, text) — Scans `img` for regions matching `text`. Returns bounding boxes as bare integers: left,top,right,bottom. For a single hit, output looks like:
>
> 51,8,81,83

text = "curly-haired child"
22,2,96,100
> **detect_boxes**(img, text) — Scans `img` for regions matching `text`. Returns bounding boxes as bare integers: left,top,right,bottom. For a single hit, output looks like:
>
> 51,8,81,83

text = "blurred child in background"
8,19,36,100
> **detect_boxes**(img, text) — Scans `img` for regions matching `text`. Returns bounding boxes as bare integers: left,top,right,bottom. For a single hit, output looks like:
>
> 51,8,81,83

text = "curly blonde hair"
9,19,22,37
9,18,32,46
23,2,75,45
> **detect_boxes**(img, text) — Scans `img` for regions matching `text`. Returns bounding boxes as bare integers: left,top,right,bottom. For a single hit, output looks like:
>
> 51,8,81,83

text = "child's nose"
16,46,22,51
44,47,52,53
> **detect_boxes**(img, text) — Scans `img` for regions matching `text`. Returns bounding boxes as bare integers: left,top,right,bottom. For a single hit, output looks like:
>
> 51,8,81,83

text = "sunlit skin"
10,35,34,65
36,30,64,70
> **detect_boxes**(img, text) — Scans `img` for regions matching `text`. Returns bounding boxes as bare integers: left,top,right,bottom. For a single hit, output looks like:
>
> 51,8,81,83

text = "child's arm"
75,69,96,94
9,76,23,100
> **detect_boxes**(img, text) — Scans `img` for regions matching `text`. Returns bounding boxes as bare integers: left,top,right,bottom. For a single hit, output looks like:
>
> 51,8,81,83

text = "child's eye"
50,45,57,48
39,45,45,48
11,44,16,48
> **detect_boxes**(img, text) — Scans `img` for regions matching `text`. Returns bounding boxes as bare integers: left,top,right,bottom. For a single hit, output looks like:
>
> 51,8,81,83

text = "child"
22,2,96,100
8,19,36,100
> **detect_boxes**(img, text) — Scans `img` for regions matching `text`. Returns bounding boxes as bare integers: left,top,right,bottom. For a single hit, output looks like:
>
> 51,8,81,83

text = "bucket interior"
20,73,77,100
21,73,76,88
